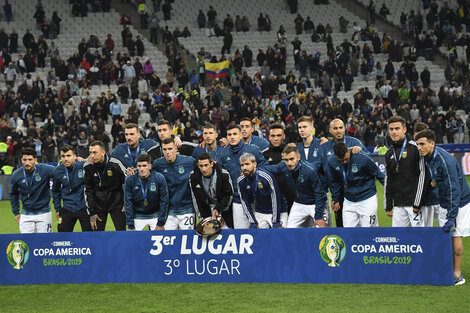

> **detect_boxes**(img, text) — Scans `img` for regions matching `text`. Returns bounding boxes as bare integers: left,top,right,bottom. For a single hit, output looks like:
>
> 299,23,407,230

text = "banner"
205,61,230,78
1,228,453,285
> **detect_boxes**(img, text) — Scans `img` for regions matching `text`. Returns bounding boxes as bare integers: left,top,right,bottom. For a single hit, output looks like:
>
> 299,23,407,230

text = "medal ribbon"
392,137,407,167
342,164,348,186
64,160,76,191
138,175,148,205
23,167,37,189
96,155,109,187
127,143,140,167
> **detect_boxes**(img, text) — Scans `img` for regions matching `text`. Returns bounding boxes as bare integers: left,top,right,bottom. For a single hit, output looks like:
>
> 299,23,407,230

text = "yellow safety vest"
2,165,13,175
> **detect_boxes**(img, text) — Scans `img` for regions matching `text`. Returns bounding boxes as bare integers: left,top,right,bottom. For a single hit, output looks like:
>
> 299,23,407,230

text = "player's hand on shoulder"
125,167,136,176
219,137,228,147
350,146,362,154
320,137,328,144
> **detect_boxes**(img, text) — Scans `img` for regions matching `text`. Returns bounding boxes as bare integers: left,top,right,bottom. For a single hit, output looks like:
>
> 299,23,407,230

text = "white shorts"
134,218,158,231
254,212,273,228
324,192,333,227
453,202,470,237
164,213,195,230
19,212,52,233
287,202,314,228
343,194,378,227
280,212,288,228
422,205,446,227
392,206,428,227
232,202,250,229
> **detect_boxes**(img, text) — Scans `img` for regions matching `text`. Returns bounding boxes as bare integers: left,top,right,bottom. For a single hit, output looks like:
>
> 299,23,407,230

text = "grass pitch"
0,182,469,312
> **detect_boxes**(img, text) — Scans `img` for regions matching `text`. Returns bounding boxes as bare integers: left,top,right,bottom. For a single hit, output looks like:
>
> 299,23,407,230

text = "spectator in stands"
4,62,16,88
241,16,250,32
379,4,390,21
3,0,12,23
304,16,314,34
294,14,304,35
120,13,131,25
339,16,349,33
197,9,206,29
8,29,17,53
162,0,172,21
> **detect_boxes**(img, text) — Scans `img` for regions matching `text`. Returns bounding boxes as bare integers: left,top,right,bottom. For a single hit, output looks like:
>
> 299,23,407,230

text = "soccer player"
415,130,470,285
152,137,195,230
52,145,91,232
84,141,127,231
240,117,270,152
320,118,367,227
189,153,233,227
148,119,197,159
295,116,331,226
111,123,158,176
327,142,384,227
9,148,55,233
384,116,428,227
414,122,445,226
218,124,267,228
263,123,292,226
267,145,327,228
238,153,282,228
192,123,224,162
296,116,327,164
124,154,169,230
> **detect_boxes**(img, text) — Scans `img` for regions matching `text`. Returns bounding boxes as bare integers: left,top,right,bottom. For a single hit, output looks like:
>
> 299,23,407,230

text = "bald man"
320,119,367,227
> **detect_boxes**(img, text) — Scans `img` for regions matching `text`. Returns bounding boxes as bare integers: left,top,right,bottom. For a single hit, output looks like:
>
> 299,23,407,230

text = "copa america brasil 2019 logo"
319,235,347,267
6,240,30,270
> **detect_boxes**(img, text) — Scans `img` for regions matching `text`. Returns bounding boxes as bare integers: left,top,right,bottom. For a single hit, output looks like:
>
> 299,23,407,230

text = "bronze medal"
431,180,437,187
144,200,148,206
99,182,102,187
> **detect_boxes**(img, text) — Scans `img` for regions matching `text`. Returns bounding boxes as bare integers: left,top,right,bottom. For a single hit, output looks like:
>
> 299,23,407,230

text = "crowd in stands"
0,0,470,171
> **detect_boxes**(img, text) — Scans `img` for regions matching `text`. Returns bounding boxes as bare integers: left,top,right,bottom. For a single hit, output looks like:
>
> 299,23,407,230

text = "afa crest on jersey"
352,164,358,173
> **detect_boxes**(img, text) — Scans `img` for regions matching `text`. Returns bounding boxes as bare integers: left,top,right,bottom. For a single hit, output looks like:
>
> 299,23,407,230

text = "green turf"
0,181,469,312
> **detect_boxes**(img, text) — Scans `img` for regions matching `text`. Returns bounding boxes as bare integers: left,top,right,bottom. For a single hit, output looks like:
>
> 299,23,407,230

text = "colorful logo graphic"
319,235,346,267
6,240,29,270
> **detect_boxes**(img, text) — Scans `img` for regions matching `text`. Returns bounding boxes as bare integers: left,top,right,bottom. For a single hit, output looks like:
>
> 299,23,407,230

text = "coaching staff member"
189,153,234,228
384,116,428,227
84,141,127,231
52,145,91,232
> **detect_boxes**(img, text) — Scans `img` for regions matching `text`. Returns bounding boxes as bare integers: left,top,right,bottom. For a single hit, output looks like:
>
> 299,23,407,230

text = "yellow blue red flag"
204,61,230,78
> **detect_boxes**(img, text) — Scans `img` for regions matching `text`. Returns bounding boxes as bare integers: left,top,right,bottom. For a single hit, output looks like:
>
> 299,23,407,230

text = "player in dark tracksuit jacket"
266,154,327,228
238,167,282,228
124,170,169,230
320,133,367,227
10,150,55,233
416,130,470,285
52,157,91,232
111,138,158,169
327,147,384,227
84,142,127,231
